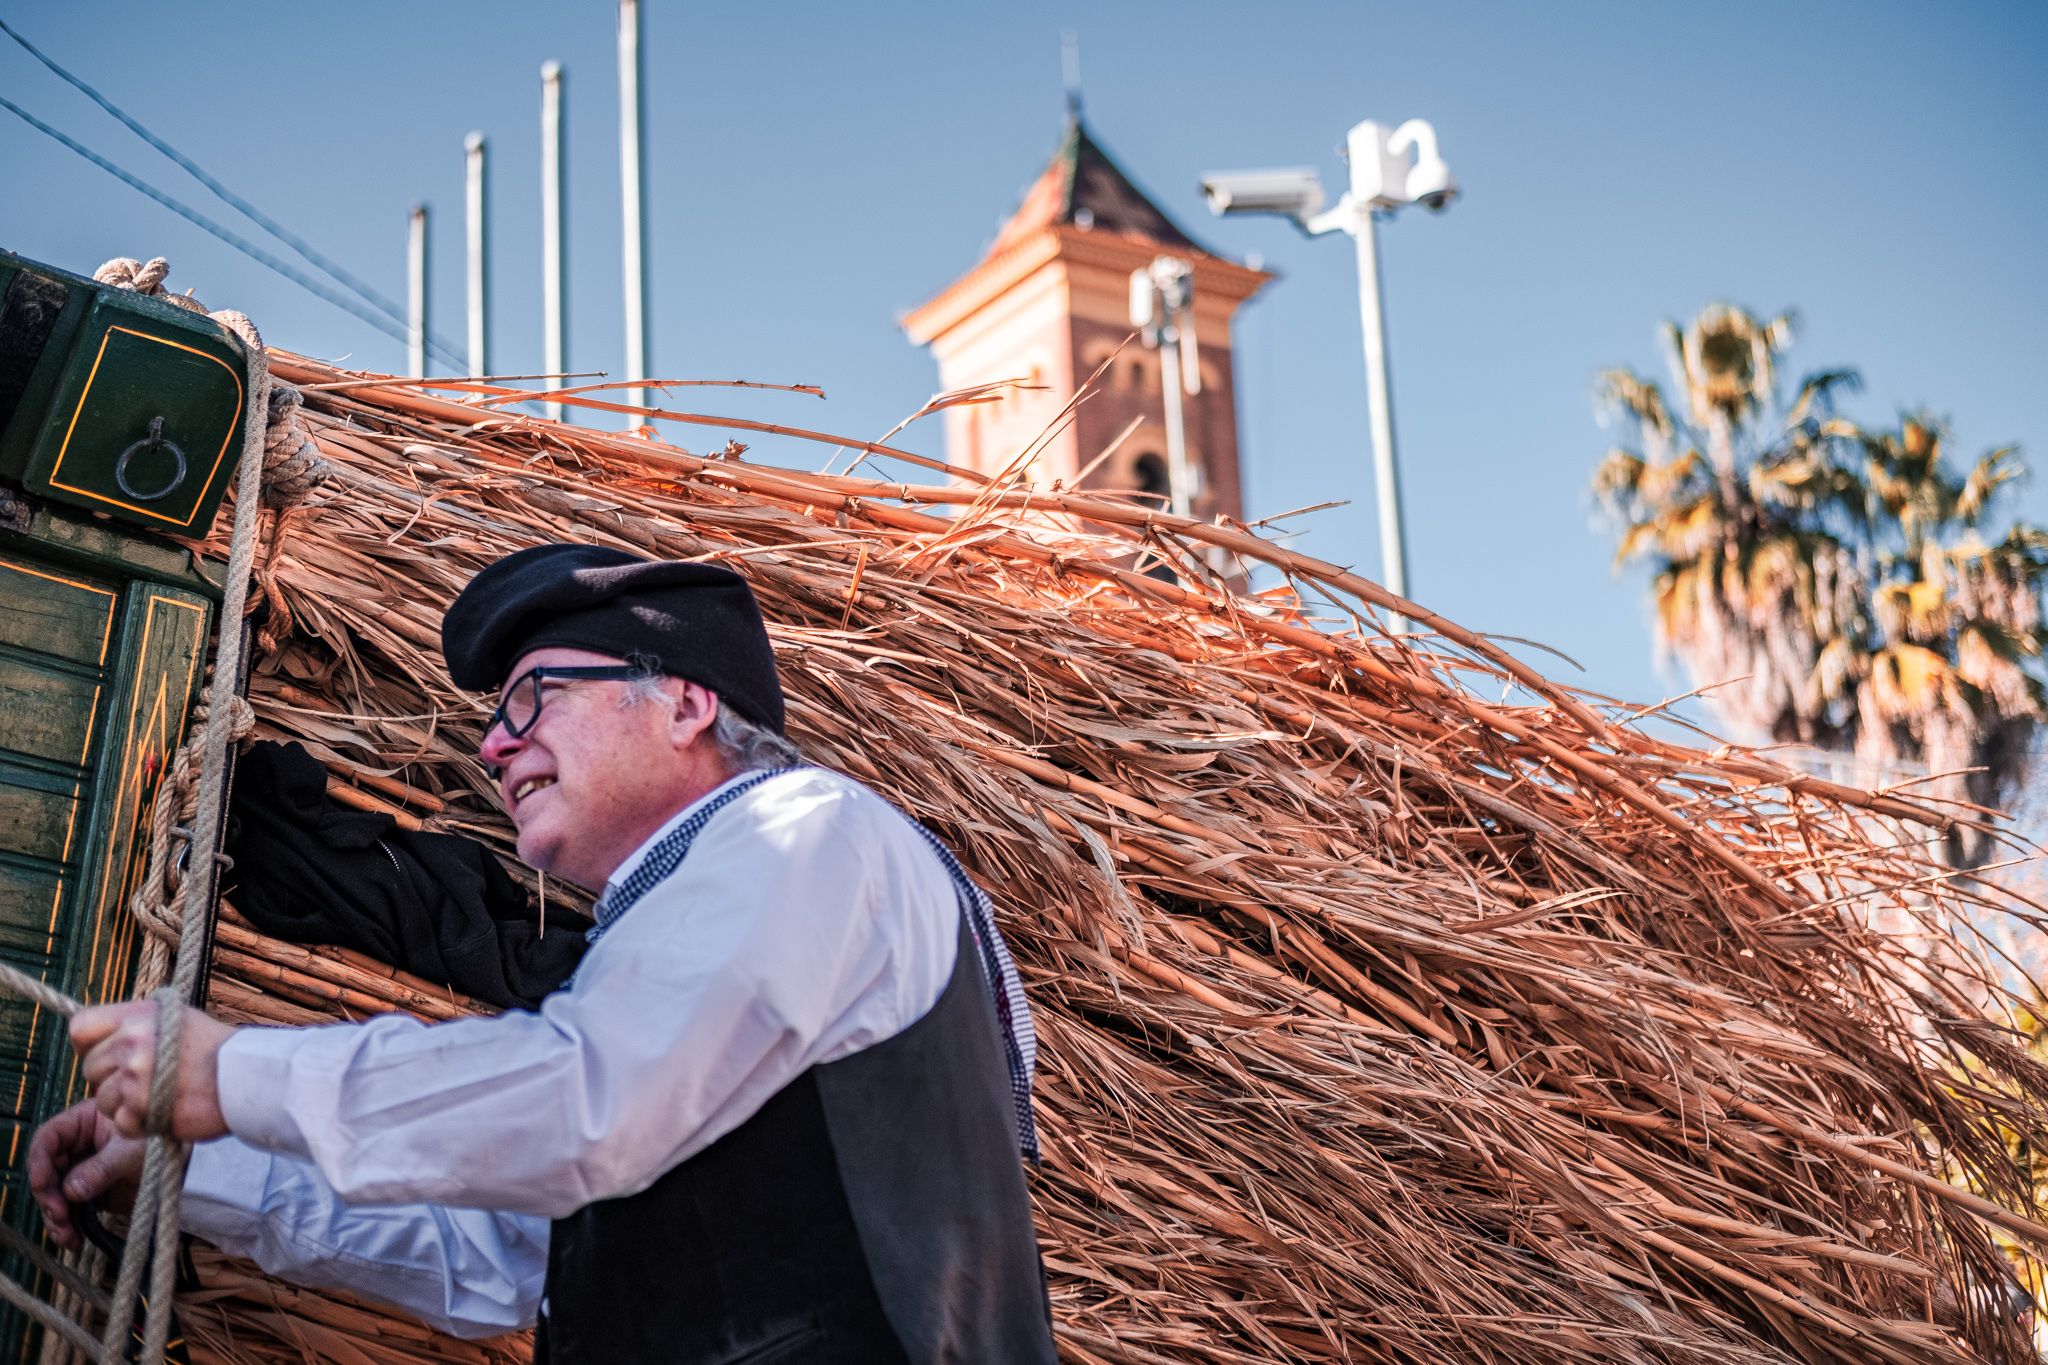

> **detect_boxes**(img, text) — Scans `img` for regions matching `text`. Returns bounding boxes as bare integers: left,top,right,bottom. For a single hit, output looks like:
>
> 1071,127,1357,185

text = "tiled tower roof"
983,118,1216,261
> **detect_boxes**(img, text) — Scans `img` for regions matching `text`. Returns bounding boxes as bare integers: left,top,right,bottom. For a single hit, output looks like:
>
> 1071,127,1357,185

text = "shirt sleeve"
181,1135,545,1339
214,772,958,1219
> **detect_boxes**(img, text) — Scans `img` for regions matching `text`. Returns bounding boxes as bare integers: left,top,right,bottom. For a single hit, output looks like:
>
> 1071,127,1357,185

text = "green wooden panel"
10,502,216,598
0,862,61,962
0,956,56,1201
23,299,249,536
0,774,78,866
0,867,62,1145
0,523,214,1360
70,586,208,1009
0,659,98,767
0,555,115,664
0,255,89,494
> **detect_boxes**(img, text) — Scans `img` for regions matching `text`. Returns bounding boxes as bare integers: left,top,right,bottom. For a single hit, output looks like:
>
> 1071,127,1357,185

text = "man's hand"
27,1100,144,1248
71,1000,234,1142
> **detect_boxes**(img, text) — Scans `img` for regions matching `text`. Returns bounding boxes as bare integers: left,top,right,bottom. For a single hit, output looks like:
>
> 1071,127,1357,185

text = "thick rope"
28,259,304,1365
0,962,81,1022
0,259,327,1362
0,967,108,1361
0,1268,100,1360
0,1222,110,1319
128,694,255,982
130,309,269,1365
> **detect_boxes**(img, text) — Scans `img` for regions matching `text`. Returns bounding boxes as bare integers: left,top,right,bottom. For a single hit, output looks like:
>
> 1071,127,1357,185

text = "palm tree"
1843,417,2048,863
1593,306,2046,865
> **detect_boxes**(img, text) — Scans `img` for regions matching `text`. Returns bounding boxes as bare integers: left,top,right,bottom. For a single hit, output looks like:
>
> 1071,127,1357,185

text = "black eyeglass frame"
487,664,645,740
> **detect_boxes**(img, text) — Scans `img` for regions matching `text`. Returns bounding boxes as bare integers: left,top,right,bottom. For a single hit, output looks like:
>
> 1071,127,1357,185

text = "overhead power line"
0,16,464,364
0,93,466,369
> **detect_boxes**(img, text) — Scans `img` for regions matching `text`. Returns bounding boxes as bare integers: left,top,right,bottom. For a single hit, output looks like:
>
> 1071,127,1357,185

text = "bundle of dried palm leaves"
150,354,2048,1365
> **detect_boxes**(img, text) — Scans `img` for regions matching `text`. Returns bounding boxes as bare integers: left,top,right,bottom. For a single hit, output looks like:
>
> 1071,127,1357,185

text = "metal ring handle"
114,416,188,503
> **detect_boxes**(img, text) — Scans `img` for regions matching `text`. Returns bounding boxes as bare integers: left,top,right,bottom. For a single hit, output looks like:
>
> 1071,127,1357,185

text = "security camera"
1199,168,1326,222
1407,163,1458,212
1385,120,1458,212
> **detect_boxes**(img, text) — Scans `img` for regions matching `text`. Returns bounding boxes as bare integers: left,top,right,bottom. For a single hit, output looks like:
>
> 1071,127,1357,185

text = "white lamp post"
1129,256,1202,519
619,0,650,422
465,131,490,378
1202,118,1458,633
541,60,567,423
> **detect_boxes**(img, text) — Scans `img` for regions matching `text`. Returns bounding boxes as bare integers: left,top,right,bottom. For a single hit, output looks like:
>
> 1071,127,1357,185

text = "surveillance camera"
1382,120,1458,213
1411,174,1458,210
1199,168,1326,221
1403,154,1458,212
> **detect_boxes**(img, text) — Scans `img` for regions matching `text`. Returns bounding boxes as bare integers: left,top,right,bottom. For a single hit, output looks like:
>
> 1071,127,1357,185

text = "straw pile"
146,353,2048,1365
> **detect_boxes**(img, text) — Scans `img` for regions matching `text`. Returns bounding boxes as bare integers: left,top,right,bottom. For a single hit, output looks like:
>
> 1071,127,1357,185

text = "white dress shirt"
183,766,961,1338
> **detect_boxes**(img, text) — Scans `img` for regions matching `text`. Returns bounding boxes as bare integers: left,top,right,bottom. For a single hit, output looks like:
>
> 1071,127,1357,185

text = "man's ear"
669,680,720,750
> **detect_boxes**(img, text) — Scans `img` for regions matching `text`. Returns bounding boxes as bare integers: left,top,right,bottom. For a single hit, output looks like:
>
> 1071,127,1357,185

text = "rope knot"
94,256,206,314
93,256,169,295
129,693,255,945
259,382,330,507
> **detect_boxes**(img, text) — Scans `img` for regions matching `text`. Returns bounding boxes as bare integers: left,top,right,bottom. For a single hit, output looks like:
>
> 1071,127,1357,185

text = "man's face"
478,646,700,890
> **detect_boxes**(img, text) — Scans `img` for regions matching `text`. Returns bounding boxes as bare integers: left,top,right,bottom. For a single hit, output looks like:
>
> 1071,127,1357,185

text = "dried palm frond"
155,356,2048,1365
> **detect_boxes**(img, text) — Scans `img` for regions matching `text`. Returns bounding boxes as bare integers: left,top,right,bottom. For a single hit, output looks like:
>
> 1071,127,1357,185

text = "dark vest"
536,918,1056,1364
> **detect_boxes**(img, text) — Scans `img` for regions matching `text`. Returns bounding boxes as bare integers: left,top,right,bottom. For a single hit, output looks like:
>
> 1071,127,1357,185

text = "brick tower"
903,119,1268,521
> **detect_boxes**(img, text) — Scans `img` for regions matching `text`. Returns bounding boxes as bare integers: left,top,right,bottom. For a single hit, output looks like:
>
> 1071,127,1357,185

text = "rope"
128,696,255,971
0,1268,100,1360
0,1221,110,1318
0,258,312,1364
0,966,115,1362
0,961,81,1022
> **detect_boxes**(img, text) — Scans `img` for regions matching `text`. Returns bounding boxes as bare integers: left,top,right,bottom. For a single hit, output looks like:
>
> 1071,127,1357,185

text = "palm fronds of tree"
1593,308,2045,866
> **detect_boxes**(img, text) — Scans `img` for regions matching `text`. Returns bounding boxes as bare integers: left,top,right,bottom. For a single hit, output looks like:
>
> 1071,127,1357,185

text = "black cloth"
223,741,586,1009
440,543,786,734
536,919,1056,1365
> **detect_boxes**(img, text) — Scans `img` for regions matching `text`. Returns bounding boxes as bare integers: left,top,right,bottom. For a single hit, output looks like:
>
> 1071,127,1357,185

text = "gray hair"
619,655,801,774
709,704,803,774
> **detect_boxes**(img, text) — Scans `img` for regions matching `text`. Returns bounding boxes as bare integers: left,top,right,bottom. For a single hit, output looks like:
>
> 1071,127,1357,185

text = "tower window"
1133,452,1170,505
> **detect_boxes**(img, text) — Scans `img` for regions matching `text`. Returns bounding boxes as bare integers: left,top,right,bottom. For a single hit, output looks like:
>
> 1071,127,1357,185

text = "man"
31,544,1057,1363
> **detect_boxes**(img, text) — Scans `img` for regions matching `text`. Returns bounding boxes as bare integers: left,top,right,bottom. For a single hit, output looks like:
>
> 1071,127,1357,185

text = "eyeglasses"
487,664,643,740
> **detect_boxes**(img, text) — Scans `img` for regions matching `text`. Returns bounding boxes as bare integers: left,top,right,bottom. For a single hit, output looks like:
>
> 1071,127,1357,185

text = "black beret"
441,544,786,734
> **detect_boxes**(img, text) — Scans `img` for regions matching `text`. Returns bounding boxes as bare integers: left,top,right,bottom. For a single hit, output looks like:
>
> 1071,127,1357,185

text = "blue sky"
4,1,2044,730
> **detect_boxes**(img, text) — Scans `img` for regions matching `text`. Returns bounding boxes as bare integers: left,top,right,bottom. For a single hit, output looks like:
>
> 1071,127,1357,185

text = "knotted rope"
127,691,255,983
0,258,326,1364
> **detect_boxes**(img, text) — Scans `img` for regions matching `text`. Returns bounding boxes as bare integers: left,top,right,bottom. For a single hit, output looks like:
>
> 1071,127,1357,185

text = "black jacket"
224,741,585,1007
